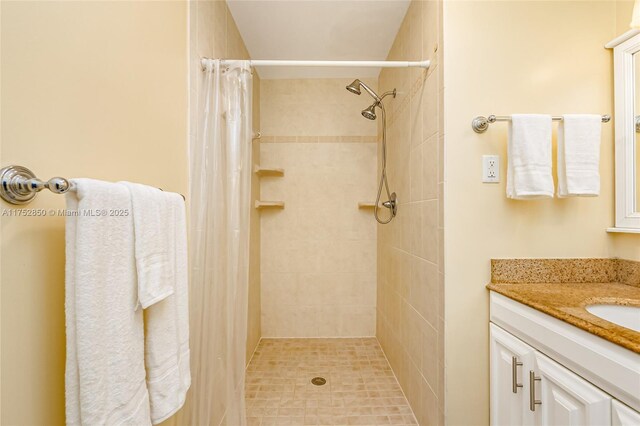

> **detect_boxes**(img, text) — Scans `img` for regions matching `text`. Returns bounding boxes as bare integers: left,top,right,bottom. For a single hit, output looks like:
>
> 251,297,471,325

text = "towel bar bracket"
472,114,611,134
0,165,70,205
472,115,496,133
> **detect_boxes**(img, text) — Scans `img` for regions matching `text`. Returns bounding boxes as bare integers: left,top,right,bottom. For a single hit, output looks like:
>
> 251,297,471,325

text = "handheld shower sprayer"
361,103,378,121
346,79,397,224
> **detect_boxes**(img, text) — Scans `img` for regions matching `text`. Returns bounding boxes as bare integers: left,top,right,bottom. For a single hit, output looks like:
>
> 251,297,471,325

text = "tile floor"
245,338,417,425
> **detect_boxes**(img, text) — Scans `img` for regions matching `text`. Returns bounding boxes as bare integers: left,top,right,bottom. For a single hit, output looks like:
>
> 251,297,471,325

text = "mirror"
610,31,640,230
636,52,640,212
632,52,640,212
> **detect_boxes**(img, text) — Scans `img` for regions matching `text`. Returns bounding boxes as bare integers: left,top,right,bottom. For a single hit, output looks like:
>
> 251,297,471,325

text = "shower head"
348,78,396,122
347,80,397,224
361,103,377,120
346,79,362,95
346,79,381,102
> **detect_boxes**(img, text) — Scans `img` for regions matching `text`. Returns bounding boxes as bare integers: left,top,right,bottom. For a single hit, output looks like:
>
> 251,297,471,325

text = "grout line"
245,337,419,425
245,336,263,371
374,338,420,425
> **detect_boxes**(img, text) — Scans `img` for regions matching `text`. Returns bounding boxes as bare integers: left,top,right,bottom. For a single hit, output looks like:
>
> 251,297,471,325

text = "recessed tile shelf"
254,165,284,177
358,202,376,209
255,201,285,210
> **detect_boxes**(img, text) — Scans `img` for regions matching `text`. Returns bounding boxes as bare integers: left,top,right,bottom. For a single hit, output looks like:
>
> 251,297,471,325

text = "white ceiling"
227,0,411,79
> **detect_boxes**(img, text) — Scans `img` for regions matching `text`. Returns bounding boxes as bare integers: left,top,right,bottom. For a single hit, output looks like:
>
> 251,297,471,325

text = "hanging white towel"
506,114,554,199
120,182,174,309
65,179,151,426
557,114,602,197
122,183,191,424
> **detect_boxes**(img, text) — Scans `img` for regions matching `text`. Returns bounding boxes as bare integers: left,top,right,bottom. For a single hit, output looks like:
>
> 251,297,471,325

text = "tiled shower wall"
248,82,262,362
376,1,445,424
259,79,379,337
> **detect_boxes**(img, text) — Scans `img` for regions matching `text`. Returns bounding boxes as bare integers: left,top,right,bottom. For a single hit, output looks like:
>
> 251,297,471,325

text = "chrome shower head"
346,79,362,95
361,103,377,120
346,79,381,102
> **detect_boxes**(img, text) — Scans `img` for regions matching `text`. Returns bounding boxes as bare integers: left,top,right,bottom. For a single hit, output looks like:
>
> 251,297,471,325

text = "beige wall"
376,1,444,424
259,78,378,337
617,0,635,35
443,1,640,425
0,1,187,424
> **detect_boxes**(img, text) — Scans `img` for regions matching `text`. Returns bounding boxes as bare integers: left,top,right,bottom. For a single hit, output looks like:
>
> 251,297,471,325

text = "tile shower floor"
245,338,417,426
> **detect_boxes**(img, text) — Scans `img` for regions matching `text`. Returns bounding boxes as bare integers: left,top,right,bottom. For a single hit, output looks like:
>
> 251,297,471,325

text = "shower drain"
311,377,326,386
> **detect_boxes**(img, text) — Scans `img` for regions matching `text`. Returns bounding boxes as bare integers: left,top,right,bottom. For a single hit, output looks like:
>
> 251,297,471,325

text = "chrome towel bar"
472,114,611,133
0,165,185,205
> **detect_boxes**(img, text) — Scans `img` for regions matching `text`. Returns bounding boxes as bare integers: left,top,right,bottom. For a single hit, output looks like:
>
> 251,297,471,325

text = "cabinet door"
534,352,611,426
612,400,640,426
490,323,537,426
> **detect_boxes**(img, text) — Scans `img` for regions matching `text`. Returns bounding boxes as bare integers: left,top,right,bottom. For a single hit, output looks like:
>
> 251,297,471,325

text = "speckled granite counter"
487,258,640,354
490,258,639,286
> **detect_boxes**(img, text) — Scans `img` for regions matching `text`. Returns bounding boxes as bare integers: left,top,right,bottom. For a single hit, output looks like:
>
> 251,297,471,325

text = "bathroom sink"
586,304,640,332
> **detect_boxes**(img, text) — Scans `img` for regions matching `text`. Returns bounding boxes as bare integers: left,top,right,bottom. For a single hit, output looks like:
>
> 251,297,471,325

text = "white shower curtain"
179,59,252,425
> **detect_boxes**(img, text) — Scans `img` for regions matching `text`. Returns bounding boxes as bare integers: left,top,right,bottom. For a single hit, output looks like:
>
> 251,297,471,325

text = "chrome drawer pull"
512,356,523,393
529,370,542,411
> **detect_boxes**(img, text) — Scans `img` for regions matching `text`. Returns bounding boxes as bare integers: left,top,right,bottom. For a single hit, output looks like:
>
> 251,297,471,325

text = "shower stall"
187,1,444,424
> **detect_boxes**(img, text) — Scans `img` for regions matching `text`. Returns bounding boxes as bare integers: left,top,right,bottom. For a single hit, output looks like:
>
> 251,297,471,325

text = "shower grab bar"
472,114,611,133
0,165,185,206
201,58,431,70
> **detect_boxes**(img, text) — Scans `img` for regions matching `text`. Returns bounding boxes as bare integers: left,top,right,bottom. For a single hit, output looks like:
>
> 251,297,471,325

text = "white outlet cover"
482,155,500,183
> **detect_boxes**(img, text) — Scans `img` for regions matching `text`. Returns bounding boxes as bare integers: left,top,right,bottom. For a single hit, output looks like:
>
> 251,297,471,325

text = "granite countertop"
487,281,640,353
488,258,640,354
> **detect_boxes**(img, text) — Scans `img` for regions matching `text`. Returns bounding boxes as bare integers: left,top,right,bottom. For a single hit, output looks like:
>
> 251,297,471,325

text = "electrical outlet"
482,155,500,183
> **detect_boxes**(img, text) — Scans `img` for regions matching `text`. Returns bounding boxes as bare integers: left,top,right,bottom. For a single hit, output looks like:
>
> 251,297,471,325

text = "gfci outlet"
482,155,500,183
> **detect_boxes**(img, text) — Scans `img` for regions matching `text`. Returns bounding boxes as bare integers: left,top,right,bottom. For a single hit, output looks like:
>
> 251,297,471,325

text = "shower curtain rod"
201,58,431,69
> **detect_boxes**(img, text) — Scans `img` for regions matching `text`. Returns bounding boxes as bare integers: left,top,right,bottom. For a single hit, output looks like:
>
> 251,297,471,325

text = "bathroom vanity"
487,259,640,425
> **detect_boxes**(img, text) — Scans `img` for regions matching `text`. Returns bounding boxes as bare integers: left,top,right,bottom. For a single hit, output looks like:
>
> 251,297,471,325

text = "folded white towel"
506,114,554,199
65,179,151,425
120,182,175,309
557,114,602,197
123,184,190,424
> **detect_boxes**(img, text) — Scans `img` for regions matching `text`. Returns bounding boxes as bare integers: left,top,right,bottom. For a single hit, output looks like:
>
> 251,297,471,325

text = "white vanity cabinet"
490,324,537,426
612,400,640,425
490,292,640,426
490,324,611,426
534,352,611,425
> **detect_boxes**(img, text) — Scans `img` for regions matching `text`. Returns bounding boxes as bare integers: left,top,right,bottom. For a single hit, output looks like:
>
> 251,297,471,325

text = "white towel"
557,114,602,197
65,179,151,425
506,114,554,199
120,182,175,309
122,183,191,424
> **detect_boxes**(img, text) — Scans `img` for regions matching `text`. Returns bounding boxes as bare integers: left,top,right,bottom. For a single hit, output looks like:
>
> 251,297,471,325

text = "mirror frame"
609,30,640,231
